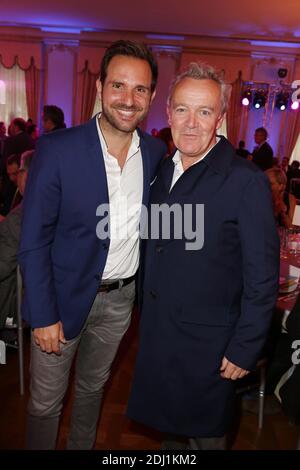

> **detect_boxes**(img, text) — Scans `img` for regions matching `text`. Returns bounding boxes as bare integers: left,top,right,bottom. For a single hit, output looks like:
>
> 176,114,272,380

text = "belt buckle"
99,285,109,293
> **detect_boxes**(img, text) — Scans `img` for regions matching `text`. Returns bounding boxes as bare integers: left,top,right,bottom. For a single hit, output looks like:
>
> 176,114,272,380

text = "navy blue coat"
18,116,165,339
127,136,279,437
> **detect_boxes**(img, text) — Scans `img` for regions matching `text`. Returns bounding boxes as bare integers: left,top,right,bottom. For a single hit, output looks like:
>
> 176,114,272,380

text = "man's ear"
167,106,172,126
96,78,102,97
150,89,157,105
216,113,225,131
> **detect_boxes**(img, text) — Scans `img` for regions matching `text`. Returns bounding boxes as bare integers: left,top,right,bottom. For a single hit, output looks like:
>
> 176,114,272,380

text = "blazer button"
150,290,157,299
156,246,163,253
94,274,100,281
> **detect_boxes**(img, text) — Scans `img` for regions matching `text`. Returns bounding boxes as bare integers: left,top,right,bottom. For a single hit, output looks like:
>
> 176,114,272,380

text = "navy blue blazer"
127,136,279,437
18,116,166,339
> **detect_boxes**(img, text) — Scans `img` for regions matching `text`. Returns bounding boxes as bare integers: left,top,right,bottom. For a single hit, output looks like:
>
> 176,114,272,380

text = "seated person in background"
0,153,22,218
0,121,7,170
280,157,289,173
0,150,34,331
265,167,296,228
286,160,300,193
42,105,66,133
236,140,250,159
2,118,35,165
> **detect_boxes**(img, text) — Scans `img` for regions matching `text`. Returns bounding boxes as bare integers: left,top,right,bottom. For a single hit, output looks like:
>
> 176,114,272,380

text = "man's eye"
112,83,122,89
136,87,147,94
175,108,185,113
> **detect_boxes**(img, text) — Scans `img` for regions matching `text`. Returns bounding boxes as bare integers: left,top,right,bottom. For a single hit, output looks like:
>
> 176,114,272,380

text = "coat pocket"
179,306,230,327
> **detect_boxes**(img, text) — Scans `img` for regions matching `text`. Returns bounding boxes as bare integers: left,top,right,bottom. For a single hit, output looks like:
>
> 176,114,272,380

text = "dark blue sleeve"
18,136,61,328
225,171,280,370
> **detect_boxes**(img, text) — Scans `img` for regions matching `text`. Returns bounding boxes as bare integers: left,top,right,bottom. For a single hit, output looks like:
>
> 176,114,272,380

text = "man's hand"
33,321,66,354
220,356,249,380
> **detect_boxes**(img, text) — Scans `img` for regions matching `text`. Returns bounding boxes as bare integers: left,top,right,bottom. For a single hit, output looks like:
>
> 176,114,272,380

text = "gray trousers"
26,280,135,450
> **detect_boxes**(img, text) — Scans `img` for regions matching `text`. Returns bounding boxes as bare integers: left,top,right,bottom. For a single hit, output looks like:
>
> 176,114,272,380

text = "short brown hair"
100,40,158,94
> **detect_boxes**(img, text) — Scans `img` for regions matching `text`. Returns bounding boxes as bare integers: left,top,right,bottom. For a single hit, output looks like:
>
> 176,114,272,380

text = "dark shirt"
252,141,273,171
236,148,250,158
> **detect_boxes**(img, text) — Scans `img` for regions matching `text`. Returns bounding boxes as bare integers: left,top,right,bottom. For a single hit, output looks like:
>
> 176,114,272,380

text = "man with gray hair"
127,63,279,449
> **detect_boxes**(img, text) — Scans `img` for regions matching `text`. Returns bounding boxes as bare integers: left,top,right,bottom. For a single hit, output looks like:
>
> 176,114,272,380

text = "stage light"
291,100,299,110
275,91,289,111
241,89,251,106
253,90,267,109
278,68,288,79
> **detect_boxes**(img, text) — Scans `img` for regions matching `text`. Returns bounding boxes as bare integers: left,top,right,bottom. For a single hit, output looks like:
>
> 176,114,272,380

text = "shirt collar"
172,136,220,168
96,113,140,158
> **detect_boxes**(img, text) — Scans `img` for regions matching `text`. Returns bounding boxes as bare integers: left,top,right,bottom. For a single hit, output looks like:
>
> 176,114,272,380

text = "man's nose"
186,112,197,128
122,89,135,106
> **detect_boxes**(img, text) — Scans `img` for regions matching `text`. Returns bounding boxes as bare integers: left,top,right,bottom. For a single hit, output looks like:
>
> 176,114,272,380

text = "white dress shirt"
96,116,143,280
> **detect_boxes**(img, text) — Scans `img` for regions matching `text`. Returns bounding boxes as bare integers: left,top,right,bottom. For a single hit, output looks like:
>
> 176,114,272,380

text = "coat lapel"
156,137,235,205
85,116,109,204
139,131,151,207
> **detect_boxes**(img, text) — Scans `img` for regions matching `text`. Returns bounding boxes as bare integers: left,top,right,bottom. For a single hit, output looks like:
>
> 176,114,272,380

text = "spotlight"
291,100,299,110
241,89,251,106
253,90,267,109
278,68,287,79
275,91,289,111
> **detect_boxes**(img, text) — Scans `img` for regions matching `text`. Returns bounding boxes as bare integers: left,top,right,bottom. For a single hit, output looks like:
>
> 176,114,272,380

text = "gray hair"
167,62,232,115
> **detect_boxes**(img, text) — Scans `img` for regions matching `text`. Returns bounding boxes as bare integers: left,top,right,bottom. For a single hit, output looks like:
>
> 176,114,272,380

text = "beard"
101,102,149,133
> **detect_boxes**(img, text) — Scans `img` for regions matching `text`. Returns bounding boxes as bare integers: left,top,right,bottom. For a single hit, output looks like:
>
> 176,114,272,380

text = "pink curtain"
226,71,243,148
78,61,99,124
285,110,300,160
25,58,40,124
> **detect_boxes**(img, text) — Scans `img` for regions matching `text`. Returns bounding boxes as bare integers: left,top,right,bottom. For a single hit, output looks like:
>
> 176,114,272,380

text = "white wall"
45,43,77,128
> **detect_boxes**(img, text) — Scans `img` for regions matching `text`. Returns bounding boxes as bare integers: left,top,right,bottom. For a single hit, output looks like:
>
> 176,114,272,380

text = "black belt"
97,275,135,293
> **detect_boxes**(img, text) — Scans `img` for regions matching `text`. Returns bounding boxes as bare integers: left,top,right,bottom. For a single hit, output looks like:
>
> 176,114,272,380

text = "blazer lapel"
167,161,208,204
139,133,151,207
165,137,234,205
156,157,175,201
85,117,109,204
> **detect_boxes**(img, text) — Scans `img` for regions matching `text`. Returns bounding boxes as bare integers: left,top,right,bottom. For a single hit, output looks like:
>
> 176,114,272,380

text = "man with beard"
19,40,165,450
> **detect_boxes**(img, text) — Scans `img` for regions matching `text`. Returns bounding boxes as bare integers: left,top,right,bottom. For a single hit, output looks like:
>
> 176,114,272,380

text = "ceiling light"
253,90,267,109
275,91,289,111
